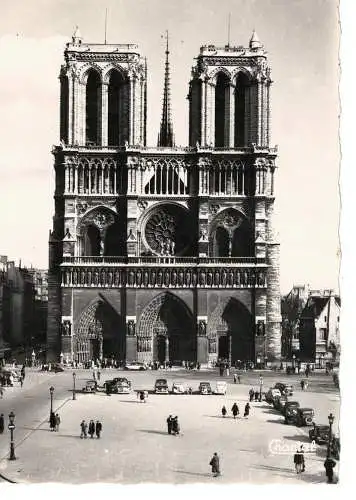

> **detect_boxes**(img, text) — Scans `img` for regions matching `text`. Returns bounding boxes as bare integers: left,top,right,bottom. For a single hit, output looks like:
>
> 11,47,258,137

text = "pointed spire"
249,29,263,49
157,31,175,147
72,26,82,46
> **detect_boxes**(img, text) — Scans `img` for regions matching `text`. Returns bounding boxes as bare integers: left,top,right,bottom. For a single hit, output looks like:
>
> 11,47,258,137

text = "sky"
0,0,340,294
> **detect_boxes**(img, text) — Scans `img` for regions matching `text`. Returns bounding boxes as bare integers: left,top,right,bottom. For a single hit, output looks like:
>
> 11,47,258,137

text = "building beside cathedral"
47,28,281,366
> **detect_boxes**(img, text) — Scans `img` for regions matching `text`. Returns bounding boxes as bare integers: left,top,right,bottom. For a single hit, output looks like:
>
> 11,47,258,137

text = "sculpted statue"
164,270,170,287
94,271,99,286
235,270,240,286
178,270,184,286
221,269,227,287
171,269,177,286
228,270,234,287
143,271,149,287
207,271,213,286
198,320,207,336
128,270,135,286
185,270,191,287
87,270,92,286
80,270,86,286
214,271,220,286
136,270,142,286
72,270,78,285
258,271,265,286
199,270,206,286
192,271,197,287
114,271,120,286
150,270,156,286
107,271,113,286
157,270,163,286
243,270,249,286
127,320,136,336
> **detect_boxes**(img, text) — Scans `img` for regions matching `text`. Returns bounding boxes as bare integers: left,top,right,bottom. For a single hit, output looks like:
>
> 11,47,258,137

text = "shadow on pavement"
172,469,212,478
266,419,284,424
138,429,169,436
250,464,292,475
119,400,145,404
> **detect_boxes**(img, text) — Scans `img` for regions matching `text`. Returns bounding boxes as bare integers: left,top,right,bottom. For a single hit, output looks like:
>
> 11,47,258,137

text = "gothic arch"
215,71,231,147
77,206,118,256
102,64,128,84
231,67,253,83
137,292,195,362
209,208,254,257
208,298,253,362
234,72,250,147
79,63,103,85
208,66,232,83
85,69,102,145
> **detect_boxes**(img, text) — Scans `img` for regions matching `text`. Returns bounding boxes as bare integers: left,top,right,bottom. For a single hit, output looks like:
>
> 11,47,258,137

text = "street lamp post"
72,372,76,400
259,375,263,402
8,411,16,461
327,413,335,458
49,386,54,416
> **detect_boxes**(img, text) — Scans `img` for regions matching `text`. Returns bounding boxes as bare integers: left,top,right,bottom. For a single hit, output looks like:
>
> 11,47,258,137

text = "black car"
113,377,132,389
285,407,314,426
281,401,300,417
309,424,331,444
274,382,293,396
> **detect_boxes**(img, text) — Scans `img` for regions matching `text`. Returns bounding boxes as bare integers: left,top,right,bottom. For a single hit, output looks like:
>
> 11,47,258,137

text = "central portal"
138,293,196,363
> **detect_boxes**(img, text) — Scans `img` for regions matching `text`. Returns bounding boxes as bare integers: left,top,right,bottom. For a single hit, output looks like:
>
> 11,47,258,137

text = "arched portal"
137,293,195,363
75,300,124,363
86,70,101,145
208,298,254,363
231,221,254,256
215,72,230,147
215,226,229,257
84,224,101,256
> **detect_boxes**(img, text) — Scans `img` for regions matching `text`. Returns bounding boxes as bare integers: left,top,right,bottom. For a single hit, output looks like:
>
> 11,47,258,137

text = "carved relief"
127,320,136,336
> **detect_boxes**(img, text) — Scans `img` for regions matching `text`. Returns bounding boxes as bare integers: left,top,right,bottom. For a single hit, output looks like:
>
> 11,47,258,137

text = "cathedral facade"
47,29,281,366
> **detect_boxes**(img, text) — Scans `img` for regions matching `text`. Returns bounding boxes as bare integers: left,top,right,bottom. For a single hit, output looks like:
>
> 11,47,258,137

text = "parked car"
124,362,147,371
214,381,227,395
281,400,300,416
103,380,119,393
265,388,282,404
199,382,212,395
116,381,131,394
172,382,186,394
82,380,98,393
285,406,313,426
113,377,132,389
309,424,332,444
155,379,169,394
273,394,288,411
274,382,293,396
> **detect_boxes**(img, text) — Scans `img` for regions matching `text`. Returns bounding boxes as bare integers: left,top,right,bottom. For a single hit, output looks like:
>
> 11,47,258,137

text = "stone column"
73,74,80,145
67,73,74,145
257,78,263,147
200,76,207,147
228,82,235,148
209,81,216,147
101,82,109,146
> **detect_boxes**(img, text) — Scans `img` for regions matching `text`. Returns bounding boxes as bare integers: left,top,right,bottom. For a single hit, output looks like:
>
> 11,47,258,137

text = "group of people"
221,402,250,419
80,419,102,439
166,415,180,435
49,412,61,432
248,388,262,402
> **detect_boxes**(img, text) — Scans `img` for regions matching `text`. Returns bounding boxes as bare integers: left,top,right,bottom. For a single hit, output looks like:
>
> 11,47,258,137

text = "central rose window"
144,204,192,256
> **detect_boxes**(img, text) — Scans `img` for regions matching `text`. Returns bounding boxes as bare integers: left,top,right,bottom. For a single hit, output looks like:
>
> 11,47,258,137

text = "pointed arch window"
234,73,249,147
108,70,126,146
86,70,101,146
215,73,230,147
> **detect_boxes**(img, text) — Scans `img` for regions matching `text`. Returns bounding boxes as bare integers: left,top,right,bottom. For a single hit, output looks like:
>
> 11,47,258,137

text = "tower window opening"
108,71,125,146
215,73,230,147
86,70,101,146
234,73,249,147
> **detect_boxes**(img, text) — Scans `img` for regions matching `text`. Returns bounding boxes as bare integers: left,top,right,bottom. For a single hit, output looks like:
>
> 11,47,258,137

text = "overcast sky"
0,0,339,293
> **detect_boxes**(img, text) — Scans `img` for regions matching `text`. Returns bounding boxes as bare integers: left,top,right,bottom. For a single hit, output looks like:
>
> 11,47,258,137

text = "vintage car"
285,407,314,426
281,400,300,416
274,382,294,396
199,382,212,395
124,362,147,371
103,380,119,393
154,378,169,394
82,380,98,393
172,382,186,394
265,388,282,404
273,394,288,411
308,424,331,444
214,381,227,395
113,377,132,389
115,381,131,394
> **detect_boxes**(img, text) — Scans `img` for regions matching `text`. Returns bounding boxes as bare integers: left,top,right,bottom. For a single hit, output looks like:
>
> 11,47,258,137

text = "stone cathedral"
47,28,281,366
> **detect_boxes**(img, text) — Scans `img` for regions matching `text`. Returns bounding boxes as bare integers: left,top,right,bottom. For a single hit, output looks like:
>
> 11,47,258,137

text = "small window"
324,316,327,322
337,316,340,322
320,329,327,340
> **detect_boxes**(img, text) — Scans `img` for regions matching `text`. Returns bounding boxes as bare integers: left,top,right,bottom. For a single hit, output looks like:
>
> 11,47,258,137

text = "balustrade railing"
61,256,265,265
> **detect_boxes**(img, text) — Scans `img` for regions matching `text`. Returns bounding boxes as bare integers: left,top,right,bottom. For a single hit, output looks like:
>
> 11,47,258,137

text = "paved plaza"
0,369,339,484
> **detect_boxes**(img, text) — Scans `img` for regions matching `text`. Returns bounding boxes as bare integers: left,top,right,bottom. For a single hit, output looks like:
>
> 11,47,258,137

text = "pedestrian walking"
249,388,254,402
231,403,239,419
19,376,24,388
80,420,88,439
49,412,56,432
233,374,237,384
0,386,4,399
55,413,61,431
21,365,25,380
209,452,221,477
300,380,305,391
172,416,180,436
294,448,304,474
237,375,241,384
167,415,173,434
95,420,102,438
97,370,101,382
221,405,227,418
254,391,259,402
0,413,4,434
93,370,96,381
324,457,336,483
244,402,250,417
88,419,95,438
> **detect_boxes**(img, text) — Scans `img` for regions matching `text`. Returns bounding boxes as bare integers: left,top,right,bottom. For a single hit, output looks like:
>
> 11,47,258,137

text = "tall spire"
157,31,175,147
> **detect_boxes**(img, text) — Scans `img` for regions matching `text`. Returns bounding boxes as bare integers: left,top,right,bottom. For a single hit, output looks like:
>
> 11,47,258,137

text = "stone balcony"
61,256,266,266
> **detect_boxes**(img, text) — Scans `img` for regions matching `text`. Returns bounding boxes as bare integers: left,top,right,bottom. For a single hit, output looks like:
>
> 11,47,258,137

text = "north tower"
47,30,281,367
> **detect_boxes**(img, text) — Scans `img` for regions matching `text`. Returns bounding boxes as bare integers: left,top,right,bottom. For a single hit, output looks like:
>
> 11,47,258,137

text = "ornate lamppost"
327,413,335,458
8,411,16,461
72,372,76,400
49,386,54,416
259,375,263,402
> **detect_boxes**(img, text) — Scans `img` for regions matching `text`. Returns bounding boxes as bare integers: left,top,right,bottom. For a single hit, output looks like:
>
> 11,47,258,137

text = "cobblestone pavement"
0,369,340,484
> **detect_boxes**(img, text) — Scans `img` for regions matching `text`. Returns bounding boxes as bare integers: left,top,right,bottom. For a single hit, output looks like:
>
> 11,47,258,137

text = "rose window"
144,205,192,256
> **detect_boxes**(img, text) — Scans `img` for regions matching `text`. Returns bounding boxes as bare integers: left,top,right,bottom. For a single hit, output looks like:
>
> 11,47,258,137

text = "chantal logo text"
269,439,316,455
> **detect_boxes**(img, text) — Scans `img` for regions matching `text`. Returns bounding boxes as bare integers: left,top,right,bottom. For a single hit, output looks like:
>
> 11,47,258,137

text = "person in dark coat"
244,402,250,417
231,403,239,419
0,413,4,434
95,420,102,438
294,448,304,474
167,415,173,434
49,412,56,431
221,406,227,418
172,416,180,435
80,420,88,439
249,388,254,402
300,380,305,390
324,457,336,483
21,365,25,380
254,391,259,402
88,420,95,438
55,413,61,431
209,452,220,477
